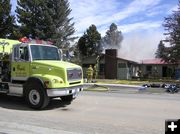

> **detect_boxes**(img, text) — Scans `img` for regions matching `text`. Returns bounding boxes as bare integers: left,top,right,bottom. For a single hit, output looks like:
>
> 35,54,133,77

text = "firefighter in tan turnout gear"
87,65,93,83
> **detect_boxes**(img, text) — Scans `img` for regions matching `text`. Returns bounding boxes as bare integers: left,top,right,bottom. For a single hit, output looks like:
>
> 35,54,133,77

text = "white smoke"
100,23,123,51
101,31,123,50
118,30,164,62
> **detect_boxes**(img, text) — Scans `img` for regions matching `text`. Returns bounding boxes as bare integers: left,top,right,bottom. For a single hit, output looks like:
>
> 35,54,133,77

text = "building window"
146,65,152,72
118,63,126,68
99,64,105,72
82,64,94,68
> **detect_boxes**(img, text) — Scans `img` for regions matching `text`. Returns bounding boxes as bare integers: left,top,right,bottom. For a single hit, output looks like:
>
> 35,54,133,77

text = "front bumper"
46,85,83,97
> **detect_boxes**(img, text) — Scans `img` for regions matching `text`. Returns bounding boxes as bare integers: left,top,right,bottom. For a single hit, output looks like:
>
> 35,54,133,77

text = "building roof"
100,54,139,64
141,58,170,65
82,54,139,64
116,56,138,64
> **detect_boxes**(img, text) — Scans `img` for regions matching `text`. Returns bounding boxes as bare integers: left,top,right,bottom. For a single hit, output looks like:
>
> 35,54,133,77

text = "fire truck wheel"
25,82,49,109
60,95,73,103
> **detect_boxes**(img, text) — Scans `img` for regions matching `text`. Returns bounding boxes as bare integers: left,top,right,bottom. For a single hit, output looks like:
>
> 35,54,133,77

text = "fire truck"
0,38,83,109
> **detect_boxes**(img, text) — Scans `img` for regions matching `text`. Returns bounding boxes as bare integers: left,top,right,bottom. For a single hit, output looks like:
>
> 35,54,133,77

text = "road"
0,90,180,134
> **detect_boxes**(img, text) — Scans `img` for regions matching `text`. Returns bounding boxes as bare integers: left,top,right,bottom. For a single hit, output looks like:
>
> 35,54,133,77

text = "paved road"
0,90,180,134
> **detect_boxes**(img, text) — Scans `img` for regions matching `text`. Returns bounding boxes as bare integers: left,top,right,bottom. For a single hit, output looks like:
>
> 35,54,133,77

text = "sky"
10,0,179,61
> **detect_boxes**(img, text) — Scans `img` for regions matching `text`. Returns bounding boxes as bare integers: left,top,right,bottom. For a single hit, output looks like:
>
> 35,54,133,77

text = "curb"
84,83,110,92
84,88,109,92
83,83,141,92
84,83,141,88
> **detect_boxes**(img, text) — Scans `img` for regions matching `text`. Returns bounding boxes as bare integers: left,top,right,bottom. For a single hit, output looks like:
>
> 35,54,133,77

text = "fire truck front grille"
67,68,82,82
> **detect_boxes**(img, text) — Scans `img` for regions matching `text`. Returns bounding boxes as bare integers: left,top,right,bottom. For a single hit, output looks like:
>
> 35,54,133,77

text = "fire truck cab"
0,38,83,109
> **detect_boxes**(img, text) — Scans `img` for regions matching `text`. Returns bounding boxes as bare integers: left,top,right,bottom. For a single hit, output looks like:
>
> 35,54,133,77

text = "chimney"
105,49,117,79
105,49,117,57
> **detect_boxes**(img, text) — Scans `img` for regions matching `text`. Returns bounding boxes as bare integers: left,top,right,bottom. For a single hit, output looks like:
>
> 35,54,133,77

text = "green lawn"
94,79,180,85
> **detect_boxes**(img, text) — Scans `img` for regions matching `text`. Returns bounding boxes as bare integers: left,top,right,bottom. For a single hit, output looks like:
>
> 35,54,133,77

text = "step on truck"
0,38,83,109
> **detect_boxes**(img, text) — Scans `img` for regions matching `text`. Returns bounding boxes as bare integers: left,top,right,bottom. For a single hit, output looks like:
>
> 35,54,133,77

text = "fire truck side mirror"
58,49,63,61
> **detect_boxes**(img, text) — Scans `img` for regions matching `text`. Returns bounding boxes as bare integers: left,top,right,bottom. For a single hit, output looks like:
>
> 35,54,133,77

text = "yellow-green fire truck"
0,38,83,109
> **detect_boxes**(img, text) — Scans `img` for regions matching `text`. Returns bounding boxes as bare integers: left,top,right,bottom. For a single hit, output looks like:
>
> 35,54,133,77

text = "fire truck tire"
60,95,73,103
25,82,49,109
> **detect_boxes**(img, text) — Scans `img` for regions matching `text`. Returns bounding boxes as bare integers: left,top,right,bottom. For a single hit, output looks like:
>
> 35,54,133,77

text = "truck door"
11,45,30,81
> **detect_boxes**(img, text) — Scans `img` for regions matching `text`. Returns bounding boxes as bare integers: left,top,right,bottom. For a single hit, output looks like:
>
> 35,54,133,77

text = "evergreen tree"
0,0,15,38
78,34,88,57
77,24,101,57
155,40,165,58
162,1,180,63
16,0,75,48
101,23,123,49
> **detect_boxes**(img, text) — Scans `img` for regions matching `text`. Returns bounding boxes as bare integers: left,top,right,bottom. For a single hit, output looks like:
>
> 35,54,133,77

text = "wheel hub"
29,90,40,105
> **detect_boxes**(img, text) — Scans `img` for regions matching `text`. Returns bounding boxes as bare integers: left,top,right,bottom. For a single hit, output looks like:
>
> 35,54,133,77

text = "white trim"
29,44,58,48
11,77,28,81
28,44,33,62
46,86,83,97
9,85,23,96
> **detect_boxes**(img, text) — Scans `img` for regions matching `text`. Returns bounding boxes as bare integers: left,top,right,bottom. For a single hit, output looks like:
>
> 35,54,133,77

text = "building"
82,49,180,80
82,49,139,80
140,59,179,79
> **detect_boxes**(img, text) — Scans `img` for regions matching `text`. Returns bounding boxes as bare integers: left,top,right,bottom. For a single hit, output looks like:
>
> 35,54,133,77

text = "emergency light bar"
19,37,30,43
19,37,53,45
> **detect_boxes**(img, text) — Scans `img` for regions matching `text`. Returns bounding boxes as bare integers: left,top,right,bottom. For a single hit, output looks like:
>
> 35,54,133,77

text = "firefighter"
87,65,93,83
94,55,100,79
137,69,142,77
94,64,98,79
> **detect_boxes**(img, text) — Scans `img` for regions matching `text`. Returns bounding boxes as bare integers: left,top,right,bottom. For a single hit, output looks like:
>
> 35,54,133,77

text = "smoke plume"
118,30,164,62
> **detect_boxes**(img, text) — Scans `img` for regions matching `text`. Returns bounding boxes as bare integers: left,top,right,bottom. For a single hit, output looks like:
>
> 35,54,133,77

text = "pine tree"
16,0,75,48
78,24,101,57
78,34,88,57
155,40,165,58
101,23,123,49
0,0,15,38
162,1,180,63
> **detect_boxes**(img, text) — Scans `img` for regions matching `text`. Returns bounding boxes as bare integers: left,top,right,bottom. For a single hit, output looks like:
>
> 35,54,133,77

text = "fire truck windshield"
30,45,60,60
